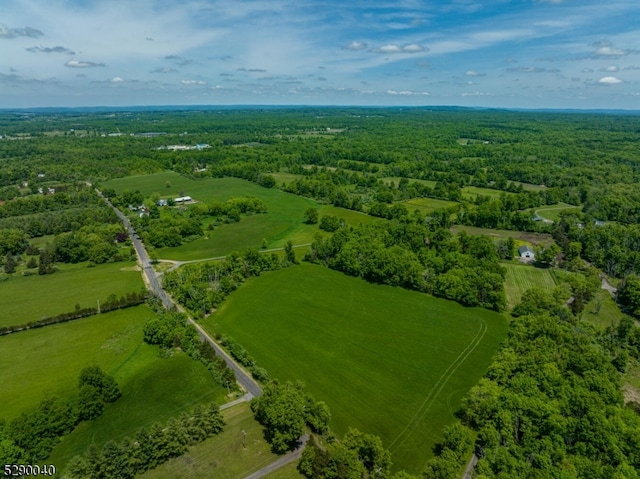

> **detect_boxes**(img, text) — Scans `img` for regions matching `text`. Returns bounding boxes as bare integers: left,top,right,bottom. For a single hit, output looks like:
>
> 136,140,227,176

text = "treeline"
163,248,290,318
219,335,270,382
0,366,120,464
305,222,507,311
66,401,225,479
0,291,147,335
0,189,99,218
554,214,640,278
142,308,237,390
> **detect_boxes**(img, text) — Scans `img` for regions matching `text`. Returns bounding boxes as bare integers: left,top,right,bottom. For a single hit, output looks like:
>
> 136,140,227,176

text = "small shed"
518,245,535,260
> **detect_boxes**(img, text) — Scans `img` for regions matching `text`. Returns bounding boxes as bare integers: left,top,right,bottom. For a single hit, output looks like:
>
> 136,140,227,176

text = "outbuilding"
518,245,535,260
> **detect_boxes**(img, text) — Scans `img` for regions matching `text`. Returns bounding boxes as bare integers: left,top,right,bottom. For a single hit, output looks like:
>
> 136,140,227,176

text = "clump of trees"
0,366,120,462
163,248,286,318
66,401,224,479
251,381,331,454
142,308,236,390
305,222,506,311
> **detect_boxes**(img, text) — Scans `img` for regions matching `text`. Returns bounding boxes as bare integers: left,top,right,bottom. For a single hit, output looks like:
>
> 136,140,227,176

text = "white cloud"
342,41,367,51
111,77,124,83
461,91,494,96
181,79,205,85
64,60,106,68
598,76,622,84
465,70,485,77
593,46,627,57
599,65,619,72
372,44,428,54
386,89,429,95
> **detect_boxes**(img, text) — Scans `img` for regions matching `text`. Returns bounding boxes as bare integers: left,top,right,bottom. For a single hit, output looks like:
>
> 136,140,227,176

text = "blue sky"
1,0,639,109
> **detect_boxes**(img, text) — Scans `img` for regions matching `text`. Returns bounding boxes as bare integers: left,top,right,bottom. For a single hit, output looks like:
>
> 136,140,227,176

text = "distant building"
518,245,535,260
174,196,192,203
156,199,168,206
594,219,606,227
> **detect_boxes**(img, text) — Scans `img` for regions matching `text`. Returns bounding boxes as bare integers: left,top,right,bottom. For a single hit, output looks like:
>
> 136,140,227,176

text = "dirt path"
462,453,478,479
160,243,313,273
601,275,617,296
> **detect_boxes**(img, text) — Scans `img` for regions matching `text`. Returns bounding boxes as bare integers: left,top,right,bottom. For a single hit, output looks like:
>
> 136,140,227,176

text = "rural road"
99,189,262,397
462,453,478,479
243,434,309,479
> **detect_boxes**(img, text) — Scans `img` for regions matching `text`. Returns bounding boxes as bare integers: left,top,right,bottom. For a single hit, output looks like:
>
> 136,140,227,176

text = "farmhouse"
518,245,535,260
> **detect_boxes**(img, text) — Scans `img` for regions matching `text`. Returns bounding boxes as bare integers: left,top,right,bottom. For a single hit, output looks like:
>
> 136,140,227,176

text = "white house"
518,245,535,261
174,196,192,203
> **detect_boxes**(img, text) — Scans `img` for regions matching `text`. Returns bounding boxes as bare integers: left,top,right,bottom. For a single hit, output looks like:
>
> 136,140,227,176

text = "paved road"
243,434,309,479
462,453,478,479
99,189,262,397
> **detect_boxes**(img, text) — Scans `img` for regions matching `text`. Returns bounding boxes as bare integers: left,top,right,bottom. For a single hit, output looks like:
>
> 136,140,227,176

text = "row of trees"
66,401,224,479
142,307,237,390
162,249,288,318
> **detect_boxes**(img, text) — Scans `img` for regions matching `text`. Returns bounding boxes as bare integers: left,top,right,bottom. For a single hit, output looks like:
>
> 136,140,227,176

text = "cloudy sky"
1,0,639,109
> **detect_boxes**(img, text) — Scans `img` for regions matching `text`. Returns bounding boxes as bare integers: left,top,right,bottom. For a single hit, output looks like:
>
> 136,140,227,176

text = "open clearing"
202,263,507,473
104,173,377,261
533,202,583,222
461,186,516,200
0,261,143,328
139,402,284,479
450,225,554,247
503,262,557,308
381,177,437,189
402,197,458,214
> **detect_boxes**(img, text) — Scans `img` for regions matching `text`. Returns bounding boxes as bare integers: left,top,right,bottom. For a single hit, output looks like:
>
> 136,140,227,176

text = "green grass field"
533,203,583,222
402,197,458,214
583,289,624,330
202,263,507,473
461,186,516,200
271,171,306,186
50,350,227,472
263,462,304,479
381,177,437,189
503,262,557,308
0,261,143,328
139,402,282,479
0,306,155,421
104,173,378,261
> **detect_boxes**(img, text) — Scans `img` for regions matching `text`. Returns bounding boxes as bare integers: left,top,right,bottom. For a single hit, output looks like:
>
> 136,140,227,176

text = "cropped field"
402,197,458,214
139,402,283,479
0,306,155,421
503,263,557,308
203,263,507,473
0,261,143,328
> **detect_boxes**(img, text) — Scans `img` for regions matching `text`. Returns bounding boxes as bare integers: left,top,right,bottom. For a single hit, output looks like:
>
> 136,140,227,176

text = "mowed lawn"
202,263,507,474
140,402,284,479
534,203,583,222
503,262,557,308
0,261,144,328
103,172,379,260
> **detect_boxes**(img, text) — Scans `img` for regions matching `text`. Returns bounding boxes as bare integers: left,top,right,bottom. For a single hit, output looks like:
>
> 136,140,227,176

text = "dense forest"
2,108,640,478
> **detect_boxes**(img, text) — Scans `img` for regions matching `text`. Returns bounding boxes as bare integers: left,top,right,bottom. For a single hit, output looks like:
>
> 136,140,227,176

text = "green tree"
3,253,16,274
284,240,297,265
304,207,319,224
77,384,104,421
